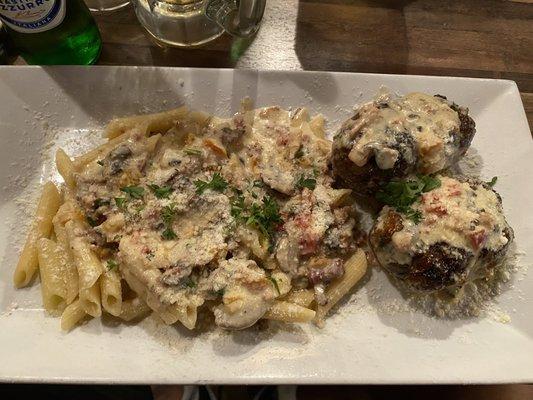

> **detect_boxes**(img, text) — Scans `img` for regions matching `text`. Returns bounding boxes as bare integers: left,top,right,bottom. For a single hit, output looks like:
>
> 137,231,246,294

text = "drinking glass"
131,0,266,47
85,0,131,12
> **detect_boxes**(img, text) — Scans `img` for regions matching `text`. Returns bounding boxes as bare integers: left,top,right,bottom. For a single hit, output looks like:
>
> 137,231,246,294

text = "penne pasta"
264,301,316,323
104,106,188,139
315,248,367,322
55,148,76,189
65,220,104,317
15,103,375,334
284,289,315,308
13,181,61,288
79,280,102,318
60,299,87,331
72,131,130,169
100,268,122,317
37,238,68,315
118,297,151,322
53,223,79,304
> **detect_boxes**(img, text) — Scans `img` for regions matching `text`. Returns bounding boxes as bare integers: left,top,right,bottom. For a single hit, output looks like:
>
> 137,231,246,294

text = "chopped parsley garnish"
215,288,225,297
120,185,145,199
245,196,282,238
376,175,441,224
486,176,498,187
296,175,317,190
268,276,281,295
96,160,104,166
161,227,177,240
294,145,305,159
107,259,119,271
252,180,264,188
148,184,173,199
230,191,245,220
114,197,127,210
194,173,228,194
184,148,202,156
184,278,197,289
160,204,177,240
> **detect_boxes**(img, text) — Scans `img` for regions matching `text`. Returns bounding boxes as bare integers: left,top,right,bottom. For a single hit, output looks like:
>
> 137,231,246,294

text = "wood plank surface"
93,0,533,130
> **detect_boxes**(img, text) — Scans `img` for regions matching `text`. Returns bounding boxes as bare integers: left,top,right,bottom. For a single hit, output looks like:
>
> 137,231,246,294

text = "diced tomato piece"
469,230,487,251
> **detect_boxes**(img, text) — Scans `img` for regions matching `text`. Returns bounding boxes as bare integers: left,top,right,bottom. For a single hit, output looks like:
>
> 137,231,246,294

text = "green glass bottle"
0,0,101,65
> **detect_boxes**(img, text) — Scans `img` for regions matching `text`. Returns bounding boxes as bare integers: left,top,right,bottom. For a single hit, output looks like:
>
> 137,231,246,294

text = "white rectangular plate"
0,66,531,384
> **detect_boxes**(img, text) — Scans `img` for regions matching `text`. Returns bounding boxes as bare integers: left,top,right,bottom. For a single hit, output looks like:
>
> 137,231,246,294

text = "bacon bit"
299,232,320,255
469,230,487,251
294,212,311,229
426,204,447,215
276,135,289,146
141,246,151,255
447,183,462,196
421,192,440,204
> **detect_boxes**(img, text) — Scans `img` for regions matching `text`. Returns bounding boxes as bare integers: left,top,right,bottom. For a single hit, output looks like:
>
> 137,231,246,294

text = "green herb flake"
184,148,202,156
230,192,245,220
246,196,282,239
486,176,498,187
114,197,127,210
215,288,225,297
376,175,441,223
107,259,119,271
120,185,145,199
96,160,104,166
148,184,174,199
268,276,281,295
160,204,178,240
94,198,110,209
161,227,177,240
184,278,197,289
161,204,176,225
194,173,228,194
296,175,317,190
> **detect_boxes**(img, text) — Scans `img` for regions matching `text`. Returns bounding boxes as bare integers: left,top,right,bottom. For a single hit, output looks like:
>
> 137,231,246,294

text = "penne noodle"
100,268,122,317
65,219,104,317
65,220,104,289
60,299,87,331
13,181,61,288
72,132,130,169
315,248,367,323
284,289,315,308
37,238,68,315
309,114,325,138
53,223,79,304
80,280,102,318
178,304,198,330
118,297,151,322
104,106,188,139
55,148,76,188
264,301,316,323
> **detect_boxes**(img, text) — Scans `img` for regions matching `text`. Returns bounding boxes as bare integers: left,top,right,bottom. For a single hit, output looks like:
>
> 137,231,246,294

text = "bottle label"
0,0,66,34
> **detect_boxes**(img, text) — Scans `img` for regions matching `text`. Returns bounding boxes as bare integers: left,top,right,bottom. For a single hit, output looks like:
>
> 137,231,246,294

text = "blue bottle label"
0,0,66,34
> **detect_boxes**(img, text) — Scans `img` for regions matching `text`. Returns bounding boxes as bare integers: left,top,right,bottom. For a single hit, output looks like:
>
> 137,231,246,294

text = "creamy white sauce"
73,105,357,329
346,93,461,173
376,176,510,266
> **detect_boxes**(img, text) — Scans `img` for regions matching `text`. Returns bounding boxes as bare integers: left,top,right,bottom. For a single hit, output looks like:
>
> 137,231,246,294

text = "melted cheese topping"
345,92,461,173
73,105,357,330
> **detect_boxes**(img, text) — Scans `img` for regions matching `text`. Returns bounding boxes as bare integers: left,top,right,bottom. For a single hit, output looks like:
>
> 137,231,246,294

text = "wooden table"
94,0,533,130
